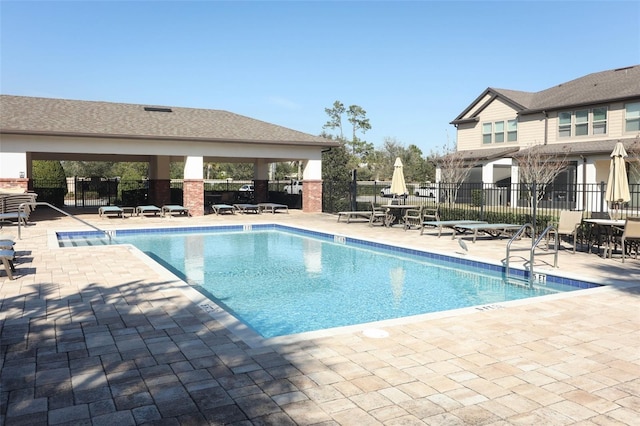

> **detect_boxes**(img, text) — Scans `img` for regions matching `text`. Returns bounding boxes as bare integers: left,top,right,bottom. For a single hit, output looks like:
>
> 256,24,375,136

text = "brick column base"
0,178,29,193
302,180,322,213
254,180,268,203
183,180,204,217
149,179,171,206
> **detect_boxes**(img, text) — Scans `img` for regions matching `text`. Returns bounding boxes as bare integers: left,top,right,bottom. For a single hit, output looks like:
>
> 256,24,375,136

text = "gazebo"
0,95,339,215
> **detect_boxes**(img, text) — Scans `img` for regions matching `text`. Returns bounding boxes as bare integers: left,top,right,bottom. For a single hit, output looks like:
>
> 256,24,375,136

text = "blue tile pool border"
56,224,602,291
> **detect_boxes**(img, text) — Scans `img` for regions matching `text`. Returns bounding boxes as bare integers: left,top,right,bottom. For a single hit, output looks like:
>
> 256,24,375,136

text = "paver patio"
0,209,638,425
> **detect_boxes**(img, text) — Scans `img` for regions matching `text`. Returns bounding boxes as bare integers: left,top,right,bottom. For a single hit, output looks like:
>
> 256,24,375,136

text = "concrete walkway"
1,209,638,425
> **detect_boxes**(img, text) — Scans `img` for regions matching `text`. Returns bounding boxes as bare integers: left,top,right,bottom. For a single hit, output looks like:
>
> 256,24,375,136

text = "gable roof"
0,95,338,147
452,65,640,124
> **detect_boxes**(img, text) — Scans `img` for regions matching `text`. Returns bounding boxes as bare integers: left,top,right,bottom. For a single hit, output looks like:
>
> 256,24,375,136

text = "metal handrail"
505,223,534,285
505,223,559,287
17,202,112,241
532,224,559,272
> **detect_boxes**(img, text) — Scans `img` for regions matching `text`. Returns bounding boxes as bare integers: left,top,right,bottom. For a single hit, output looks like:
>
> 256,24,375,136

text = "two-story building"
449,65,640,211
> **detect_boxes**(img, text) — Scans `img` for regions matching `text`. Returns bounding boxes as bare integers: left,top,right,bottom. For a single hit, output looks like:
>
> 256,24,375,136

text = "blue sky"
2,1,639,154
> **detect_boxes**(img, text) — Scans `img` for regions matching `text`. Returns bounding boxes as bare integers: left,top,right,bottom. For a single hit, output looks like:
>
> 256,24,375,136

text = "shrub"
31,160,68,206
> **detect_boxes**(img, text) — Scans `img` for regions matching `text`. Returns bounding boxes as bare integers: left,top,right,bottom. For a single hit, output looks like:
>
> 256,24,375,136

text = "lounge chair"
98,206,124,219
136,205,161,217
1,248,16,280
549,210,584,253
420,220,487,237
453,223,523,243
337,210,372,223
369,202,387,226
0,193,36,228
257,203,289,214
233,203,260,214
161,205,191,217
211,204,235,215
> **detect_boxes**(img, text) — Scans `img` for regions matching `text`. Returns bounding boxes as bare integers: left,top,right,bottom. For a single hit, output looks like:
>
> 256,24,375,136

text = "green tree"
32,160,68,206
322,143,351,213
61,161,115,177
322,101,373,165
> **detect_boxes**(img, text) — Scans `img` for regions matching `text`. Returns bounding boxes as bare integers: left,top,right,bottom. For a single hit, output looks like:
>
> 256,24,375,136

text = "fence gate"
72,177,119,208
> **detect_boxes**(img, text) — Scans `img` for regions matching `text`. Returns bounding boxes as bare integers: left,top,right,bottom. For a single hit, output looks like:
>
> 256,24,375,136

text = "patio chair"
369,202,387,227
402,206,423,231
621,217,640,263
586,212,610,253
549,210,584,253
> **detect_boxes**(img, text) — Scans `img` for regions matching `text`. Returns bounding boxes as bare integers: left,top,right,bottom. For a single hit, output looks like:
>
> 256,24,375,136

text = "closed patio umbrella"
390,157,407,200
605,142,631,219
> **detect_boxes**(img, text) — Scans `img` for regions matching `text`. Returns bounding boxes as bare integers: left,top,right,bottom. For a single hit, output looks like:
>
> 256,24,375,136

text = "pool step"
58,236,112,247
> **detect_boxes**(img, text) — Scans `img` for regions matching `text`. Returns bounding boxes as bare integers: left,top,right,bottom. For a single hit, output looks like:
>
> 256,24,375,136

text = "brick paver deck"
1,209,638,425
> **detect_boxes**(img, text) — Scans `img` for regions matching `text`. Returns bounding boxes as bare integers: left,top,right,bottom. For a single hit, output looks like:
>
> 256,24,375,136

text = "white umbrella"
605,142,631,219
389,157,407,199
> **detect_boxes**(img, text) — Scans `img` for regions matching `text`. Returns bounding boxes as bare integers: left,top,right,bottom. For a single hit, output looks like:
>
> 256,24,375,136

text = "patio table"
381,204,417,227
583,219,626,258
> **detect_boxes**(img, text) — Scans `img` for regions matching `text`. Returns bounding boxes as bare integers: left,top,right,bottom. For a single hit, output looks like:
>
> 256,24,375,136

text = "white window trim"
558,108,608,138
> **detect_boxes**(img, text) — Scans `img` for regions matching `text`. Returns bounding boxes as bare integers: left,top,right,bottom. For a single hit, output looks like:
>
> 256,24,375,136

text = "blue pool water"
58,225,600,338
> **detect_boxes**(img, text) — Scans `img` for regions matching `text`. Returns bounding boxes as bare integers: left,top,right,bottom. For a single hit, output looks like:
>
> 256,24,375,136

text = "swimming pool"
57,225,601,338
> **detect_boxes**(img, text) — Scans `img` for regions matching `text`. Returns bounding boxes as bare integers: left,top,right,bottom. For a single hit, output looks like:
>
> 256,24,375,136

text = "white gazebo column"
183,155,204,216
302,159,322,213
253,159,271,203
511,165,519,208
0,152,29,192
149,155,171,206
481,163,494,185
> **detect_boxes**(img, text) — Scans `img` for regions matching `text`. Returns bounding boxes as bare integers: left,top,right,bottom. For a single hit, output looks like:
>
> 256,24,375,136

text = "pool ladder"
505,223,558,287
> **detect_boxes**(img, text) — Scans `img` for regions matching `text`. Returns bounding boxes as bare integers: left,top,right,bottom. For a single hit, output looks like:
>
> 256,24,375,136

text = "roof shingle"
0,95,336,146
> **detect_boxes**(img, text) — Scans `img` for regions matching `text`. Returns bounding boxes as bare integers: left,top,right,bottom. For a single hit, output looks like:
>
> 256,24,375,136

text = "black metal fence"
323,180,640,233
31,178,303,209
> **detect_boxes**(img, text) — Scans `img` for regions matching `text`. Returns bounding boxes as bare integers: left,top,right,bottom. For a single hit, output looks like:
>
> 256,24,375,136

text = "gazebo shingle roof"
0,95,337,146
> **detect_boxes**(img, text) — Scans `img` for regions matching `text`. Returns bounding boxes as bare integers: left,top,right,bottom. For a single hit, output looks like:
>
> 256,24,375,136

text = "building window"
507,119,517,142
494,121,505,143
592,107,607,134
559,112,572,137
575,109,589,136
626,102,640,132
559,108,608,137
482,123,492,144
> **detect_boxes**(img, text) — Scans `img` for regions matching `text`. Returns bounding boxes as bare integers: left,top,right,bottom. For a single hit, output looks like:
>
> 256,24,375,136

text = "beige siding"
456,98,519,151
545,101,631,145
463,93,493,119
515,113,546,146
